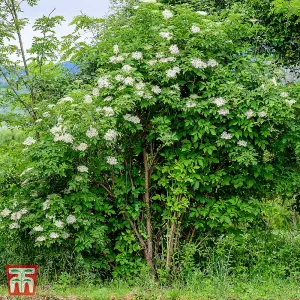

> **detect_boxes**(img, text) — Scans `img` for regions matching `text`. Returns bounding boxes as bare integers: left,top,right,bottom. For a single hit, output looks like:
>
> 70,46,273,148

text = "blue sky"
21,0,111,50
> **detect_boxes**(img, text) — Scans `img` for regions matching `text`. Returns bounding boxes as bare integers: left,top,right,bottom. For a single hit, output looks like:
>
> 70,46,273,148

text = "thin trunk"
166,213,177,270
143,146,155,276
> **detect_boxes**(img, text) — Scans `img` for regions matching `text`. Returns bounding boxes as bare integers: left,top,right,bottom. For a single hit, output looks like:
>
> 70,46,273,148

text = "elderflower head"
98,76,111,89
237,140,247,147
280,92,289,98
148,59,157,66
104,96,113,102
20,167,34,177
166,66,180,78
212,97,226,107
124,114,141,124
84,94,93,104
132,52,143,60
49,232,59,239
285,99,296,105
59,96,74,103
23,136,36,146
33,225,43,232
106,156,118,165
104,129,118,142
169,45,180,55
73,143,88,151
62,232,70,239
196,11,208,16
109,56,124,64
102,106,115,117
258,111,267,118
207,59,219,67
43,112,51,118
218,108,230,116
9,222,20,230
115,75,124,82
152,86,162,95
113,44,119,54
36,236,46,242
77,165,88,173
159,31,173,41
191,25,200,33
122,65,133,73
43,200,51,211
245,109,254,119
92,88,100,97
163,10,173,19
1,208,11,217
221,131,232,140
186,101,197,108
191,58,207,69
10,212,22,221
66,215,77,224
55,220,64,228
54,133,74,144
86,127,98,138
124,77,135,86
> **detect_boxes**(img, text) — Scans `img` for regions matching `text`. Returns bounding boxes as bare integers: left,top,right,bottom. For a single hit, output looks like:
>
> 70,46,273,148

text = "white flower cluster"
113,44,119,54
103,96,113,102
92,88,100,97
237,140,247,147
109,56,125,64
245,109,254,119
159,31,173,41
77,165,88,173
43,112,51,118
50,232,59,239
197,11,208,16
132,52,143,60
9,223,20,230
169,45,180,55
54,133,74,144
96,106,115,117
166,66,180,78
191,25,200,33
191,58,218,69
59,96,74,104
122,65,133,73
280,92,289,98
106,156,118,165
55,220,64,228
161,57,177,63
73,143,88,151
140,0,157,3
218,108,230,116
1,208,11,217
124,77,135,86
66,215,77,224
23,136,36,146
43,199,50,211
186,101,197,108
163,10,173,19
84,94,93,104
286,99,296,105
86,126,98,138
212,97,226,107
33,225,43,232
221,131,232,140
104,129,119,142
10,209,27,221
98,76,111,89
148,59,157,66
20,167,34,177
36,236,46,242
258,111,267,118
152,86,162,95
124,114,141,124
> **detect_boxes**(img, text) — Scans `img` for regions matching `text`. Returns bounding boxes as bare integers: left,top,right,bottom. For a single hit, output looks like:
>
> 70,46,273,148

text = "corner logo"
6,265,38,296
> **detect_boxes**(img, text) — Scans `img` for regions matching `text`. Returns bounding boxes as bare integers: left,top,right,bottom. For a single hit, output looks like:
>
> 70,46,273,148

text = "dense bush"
0,0,299,281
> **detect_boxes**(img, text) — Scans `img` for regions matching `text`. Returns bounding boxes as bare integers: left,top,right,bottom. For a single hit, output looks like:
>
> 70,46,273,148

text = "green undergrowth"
1,276,300,299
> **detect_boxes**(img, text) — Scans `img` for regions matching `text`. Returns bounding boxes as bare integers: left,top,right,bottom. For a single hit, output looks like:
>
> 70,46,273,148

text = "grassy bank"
1,276,300,299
